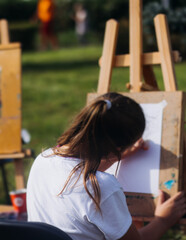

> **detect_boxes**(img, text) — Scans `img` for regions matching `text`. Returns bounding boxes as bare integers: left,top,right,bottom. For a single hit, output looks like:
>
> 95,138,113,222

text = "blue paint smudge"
164,180,176,190
171,173,175,178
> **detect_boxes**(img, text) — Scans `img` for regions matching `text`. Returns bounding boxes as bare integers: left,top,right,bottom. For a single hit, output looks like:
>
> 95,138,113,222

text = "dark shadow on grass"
22,59,98,72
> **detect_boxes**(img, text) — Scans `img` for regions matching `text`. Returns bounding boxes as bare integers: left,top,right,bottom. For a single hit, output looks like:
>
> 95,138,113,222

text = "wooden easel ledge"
0,149,33,160
0,43,21,50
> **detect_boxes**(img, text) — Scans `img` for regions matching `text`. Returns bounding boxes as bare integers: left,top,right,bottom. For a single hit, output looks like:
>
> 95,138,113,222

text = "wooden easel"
98,2,181,93
87,0,186,225
0,19,33,212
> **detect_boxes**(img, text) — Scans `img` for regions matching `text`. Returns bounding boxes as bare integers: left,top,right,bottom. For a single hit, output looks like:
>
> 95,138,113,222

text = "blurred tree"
0,0,37,21
171,0,186,8
142,1,186,57
0,0,185,51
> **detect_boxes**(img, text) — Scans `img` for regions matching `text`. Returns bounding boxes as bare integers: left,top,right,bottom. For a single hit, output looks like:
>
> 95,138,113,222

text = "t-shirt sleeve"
88,189,132,240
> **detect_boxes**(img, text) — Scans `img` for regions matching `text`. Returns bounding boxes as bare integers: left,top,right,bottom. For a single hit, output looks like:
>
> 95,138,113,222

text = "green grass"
1,45,186,238
21,46,103,154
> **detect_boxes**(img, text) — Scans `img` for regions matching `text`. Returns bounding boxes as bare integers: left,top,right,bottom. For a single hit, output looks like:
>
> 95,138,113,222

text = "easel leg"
14,158,25,189
97,19,119,94
0,163,11,204
142,65,159,91
129,0,143,92
154,14,177,91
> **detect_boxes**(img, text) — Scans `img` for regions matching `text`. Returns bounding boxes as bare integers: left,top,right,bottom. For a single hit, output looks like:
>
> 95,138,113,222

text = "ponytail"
53,92,145,212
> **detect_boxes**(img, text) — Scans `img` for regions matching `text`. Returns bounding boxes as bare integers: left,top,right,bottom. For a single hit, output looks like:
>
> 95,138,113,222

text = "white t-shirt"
27,148,132,240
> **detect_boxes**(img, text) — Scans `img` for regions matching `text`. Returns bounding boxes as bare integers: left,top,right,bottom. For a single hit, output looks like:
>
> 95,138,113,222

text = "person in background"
27,92,186,240
73,3,88,45
37,0,59,50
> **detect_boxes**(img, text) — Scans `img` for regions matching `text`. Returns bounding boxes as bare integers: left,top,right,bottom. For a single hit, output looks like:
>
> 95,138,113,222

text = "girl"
27,92,186,240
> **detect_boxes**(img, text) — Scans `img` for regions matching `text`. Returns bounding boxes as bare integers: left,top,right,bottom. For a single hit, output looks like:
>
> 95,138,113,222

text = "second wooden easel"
0,19,33,212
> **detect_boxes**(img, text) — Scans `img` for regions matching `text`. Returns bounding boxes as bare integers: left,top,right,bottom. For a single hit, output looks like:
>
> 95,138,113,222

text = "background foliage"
0,0,186,57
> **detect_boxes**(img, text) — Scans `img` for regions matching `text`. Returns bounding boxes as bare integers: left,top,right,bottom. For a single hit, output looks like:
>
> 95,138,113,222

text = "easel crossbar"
99,51,180,68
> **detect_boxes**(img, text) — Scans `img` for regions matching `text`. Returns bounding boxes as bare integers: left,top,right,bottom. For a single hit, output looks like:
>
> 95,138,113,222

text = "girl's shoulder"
97,170,119,184
35,148,54,159
34,148,81,169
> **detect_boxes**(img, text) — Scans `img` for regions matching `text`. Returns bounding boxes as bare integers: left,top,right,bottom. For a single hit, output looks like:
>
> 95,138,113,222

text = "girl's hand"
121,138,149,159
155,190,186,228
136,191,186,240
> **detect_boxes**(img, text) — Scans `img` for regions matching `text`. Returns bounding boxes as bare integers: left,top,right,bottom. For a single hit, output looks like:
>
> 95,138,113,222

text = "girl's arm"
118,191,186,240
99,140,186,239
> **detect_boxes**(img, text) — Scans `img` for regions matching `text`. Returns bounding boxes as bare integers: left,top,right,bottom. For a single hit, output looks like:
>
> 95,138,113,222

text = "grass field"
1,45,186,239
21,46,186,155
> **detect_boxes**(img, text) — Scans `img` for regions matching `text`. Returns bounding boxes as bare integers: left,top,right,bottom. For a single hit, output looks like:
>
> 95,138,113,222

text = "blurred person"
37,0,59,50
73,3,88,45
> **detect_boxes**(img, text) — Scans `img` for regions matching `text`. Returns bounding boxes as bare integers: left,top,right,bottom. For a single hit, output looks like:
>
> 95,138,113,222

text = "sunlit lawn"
1,45,186,239
21,46,186,156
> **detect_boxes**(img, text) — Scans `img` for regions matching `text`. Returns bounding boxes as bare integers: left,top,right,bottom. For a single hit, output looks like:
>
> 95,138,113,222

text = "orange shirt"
37,0,54,23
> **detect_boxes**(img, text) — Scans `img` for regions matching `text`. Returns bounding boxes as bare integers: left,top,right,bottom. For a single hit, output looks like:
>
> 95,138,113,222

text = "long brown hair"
53,92,145,211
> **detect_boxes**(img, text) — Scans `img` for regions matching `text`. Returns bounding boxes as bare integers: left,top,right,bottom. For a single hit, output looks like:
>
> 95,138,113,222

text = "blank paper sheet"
106,100,167,195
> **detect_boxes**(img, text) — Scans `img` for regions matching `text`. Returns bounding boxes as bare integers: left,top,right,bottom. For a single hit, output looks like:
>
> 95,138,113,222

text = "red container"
9,189,27,213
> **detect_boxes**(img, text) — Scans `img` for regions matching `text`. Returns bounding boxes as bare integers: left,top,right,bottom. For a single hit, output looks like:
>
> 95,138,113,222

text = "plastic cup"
9,189,27,213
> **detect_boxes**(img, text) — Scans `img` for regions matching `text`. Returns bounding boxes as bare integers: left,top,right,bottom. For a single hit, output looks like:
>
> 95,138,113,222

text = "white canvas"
106,100,167,195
